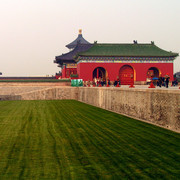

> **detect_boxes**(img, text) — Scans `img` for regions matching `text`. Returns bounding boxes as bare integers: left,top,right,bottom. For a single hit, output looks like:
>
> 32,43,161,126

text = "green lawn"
0,100,179,179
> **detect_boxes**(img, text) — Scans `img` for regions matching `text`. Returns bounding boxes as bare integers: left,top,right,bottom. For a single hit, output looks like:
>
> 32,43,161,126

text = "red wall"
62,67,66,78
62,67,77,78
77,62,174,81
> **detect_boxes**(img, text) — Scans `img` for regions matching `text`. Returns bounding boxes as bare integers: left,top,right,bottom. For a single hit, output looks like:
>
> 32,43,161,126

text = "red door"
119,65,134,85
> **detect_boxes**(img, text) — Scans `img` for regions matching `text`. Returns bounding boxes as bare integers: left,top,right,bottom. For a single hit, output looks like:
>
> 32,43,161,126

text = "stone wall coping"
78,87,180,94
15,86,75,95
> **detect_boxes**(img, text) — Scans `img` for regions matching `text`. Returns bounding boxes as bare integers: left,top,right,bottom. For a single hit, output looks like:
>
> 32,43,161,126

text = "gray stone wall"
78,87,180,132
20,87,78,100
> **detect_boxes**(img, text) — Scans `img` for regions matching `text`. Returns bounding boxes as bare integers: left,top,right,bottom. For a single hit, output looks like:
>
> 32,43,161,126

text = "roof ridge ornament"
79,29,82,34
151,41,155,45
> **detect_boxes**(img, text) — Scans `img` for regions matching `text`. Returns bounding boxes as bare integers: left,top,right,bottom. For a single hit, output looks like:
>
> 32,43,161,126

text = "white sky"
0,0,179,76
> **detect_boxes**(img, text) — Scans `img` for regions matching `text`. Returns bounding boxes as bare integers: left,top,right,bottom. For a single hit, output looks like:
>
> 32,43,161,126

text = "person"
97,78,100,86
165,74,170,88
87,80,91,87
156,80,159,87
114,80,117,86
92,79,96,86
100,78,103,86
162,76,165,86
174,79,178,86
103,79,106,86
107,78,110,86
98,77,102,87
117,77,121,86
172,79,178,86
158,75,163,87
94,77,97,86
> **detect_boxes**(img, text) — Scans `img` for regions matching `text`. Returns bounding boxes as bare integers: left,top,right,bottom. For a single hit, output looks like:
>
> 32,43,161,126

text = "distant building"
54,31,179,84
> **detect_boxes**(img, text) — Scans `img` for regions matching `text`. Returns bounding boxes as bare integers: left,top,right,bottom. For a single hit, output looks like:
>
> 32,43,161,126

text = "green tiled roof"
78,43,178,57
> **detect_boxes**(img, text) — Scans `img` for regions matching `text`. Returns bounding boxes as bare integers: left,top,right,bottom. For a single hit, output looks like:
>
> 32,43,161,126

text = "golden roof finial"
79,29,82,34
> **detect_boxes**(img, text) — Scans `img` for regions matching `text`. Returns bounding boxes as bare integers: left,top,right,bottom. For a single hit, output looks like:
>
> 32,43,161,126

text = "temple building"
54,31,179,84
54,30,92,78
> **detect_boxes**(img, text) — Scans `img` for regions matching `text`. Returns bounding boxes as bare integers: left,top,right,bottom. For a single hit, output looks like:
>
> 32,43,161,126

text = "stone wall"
78,87,180,132
0,86,49,95
0,87,78,100
19,87,78,100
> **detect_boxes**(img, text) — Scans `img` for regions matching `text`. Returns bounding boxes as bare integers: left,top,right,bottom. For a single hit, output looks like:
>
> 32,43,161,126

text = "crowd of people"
92,77,121,87
156,74,178,88
156,75,169,88
84,75,179,88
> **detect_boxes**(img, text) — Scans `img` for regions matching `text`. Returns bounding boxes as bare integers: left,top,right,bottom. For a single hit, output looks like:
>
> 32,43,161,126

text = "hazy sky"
0,0,180,76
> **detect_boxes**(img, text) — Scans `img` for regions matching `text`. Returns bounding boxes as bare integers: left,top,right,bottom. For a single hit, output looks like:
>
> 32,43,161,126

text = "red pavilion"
54,31,179,84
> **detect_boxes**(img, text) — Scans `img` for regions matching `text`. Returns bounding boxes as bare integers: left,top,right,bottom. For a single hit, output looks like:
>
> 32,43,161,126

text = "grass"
0,100,179,179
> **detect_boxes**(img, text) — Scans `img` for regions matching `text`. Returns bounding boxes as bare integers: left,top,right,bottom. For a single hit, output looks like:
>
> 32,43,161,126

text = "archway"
119,65,134,85
147,67,160,78
93,67,107,80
